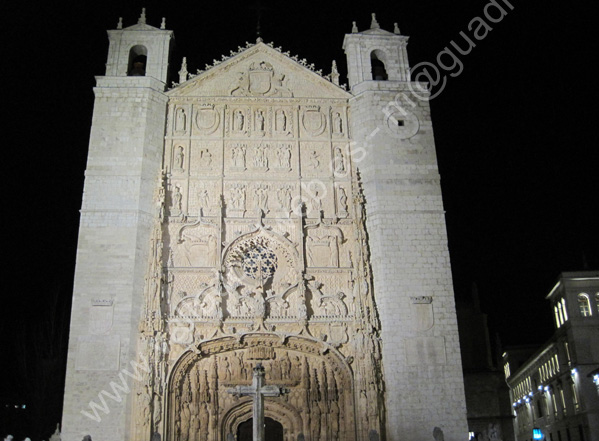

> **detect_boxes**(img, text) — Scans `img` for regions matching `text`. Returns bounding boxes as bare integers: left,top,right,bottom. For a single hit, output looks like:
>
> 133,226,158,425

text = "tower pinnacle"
370,13,380,29
138,8,146,25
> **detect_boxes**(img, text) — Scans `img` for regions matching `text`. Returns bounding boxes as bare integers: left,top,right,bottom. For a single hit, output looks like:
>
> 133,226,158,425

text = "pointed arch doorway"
237,417,283,441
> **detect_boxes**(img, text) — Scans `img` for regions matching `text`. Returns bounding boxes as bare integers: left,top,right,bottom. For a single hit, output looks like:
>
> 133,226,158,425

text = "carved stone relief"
193,104,221,136
229,61,293,98
190,141,221,177
188,180,221,217
305,221,344,268
172,144,187,173
137,87,383,440
174,106,189,134
300,142,330,178
168,336,354,441
301,106,327,137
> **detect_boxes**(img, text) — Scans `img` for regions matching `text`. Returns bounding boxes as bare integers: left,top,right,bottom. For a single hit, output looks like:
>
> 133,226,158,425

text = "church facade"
62,10,467,441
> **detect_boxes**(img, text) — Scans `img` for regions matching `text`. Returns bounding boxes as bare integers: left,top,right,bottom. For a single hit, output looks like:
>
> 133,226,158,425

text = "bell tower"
344,14,468,441
61,10,173,441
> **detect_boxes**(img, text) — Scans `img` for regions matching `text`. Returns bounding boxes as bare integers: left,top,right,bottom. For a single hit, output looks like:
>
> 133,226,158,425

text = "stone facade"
61,11,468,441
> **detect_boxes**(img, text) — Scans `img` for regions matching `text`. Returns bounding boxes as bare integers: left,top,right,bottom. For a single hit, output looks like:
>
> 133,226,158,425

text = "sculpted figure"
198,189,209,210
231,186,246,209
256,110,265,131
334,147,345,173
338,187,348,213
232,145,246,168
180,402,191,441
309,150,320,169
333,112,343,134
172,186,182,213
176,146,185,169
176,108,187,131
254,145,268,168
234,110,244,131
277,145,291,168
277,186,292,212
199,149,212,167
310,189,323,214
256,187,269,212
276,110,287,131
190,414,200,441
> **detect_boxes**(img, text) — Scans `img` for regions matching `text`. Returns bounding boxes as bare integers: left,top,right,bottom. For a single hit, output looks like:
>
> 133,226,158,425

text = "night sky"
1,0,597,437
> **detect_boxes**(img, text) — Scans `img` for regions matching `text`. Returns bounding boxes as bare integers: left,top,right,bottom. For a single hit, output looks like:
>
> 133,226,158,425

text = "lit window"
559,385,567,416
561,298,568,321
571,380,580,411
578,293,592,317
564,342,571,364
555,305,561,328
558,301,565,326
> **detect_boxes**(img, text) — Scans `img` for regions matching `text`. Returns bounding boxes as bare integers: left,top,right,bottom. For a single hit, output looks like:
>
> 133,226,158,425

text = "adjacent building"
503,271,599,441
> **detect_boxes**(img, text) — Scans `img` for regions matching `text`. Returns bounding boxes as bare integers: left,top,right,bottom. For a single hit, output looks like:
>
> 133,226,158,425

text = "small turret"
104,9,173,83
342,13,410,89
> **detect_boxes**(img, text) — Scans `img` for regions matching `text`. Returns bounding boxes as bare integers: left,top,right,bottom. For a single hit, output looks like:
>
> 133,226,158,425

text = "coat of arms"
230,60,292,97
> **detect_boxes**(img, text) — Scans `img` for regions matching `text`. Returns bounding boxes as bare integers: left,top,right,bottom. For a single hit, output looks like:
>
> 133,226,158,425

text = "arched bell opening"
370,50,388,81
128,45,147,76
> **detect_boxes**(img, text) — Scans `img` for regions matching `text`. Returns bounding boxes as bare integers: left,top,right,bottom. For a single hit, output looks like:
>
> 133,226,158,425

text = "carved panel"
189,141,221,177
300,141,331,178
193,104,222,136
188,180,221,217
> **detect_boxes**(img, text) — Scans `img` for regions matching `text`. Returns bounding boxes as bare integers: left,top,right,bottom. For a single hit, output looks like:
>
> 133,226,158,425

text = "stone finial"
351,21,358,33
138,8,146,25
331,60,340,86
117,17,123,29
394,22,400,34
370,13,380,29
256,36,263,43
160,17,166,29
178,57,188,84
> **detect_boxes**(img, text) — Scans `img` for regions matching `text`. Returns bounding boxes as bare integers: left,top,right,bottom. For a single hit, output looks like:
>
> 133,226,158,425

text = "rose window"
241,245,277,283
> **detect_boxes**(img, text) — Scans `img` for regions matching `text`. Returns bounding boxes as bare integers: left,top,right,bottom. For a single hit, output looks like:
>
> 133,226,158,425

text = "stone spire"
370,13,380,29
117,17,123,29
352,21,358,33
160,17,166,30
394,22,400,34
178,57,188,84
331,60,340,86
138,8,146,25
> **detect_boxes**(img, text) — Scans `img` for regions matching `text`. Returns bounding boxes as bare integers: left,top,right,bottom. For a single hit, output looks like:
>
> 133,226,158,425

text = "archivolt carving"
167,334,355,441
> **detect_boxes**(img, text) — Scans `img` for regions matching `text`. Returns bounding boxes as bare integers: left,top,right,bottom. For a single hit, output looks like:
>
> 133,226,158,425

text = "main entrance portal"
238,417,283,441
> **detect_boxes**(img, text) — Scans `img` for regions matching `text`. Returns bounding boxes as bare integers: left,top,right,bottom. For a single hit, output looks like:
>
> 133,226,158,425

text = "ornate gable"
168,42,350,99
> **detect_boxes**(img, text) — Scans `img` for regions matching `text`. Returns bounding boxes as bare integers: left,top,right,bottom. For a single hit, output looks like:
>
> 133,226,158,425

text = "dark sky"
1,0,597,433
